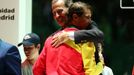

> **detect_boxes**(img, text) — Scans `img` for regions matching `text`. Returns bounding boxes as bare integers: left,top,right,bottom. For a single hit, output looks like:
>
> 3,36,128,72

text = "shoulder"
91,20,98,26
0,40,12,47
64,27,78,31
0,40,15,52
0,40,19,57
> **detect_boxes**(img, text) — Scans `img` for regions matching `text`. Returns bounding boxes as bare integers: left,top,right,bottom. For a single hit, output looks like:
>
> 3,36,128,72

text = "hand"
98,43,104,64
51,31,70,48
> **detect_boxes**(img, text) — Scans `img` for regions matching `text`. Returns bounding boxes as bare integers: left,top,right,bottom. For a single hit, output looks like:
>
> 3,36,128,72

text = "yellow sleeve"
91,62,104,75
65,40,103,75
81,42,103,75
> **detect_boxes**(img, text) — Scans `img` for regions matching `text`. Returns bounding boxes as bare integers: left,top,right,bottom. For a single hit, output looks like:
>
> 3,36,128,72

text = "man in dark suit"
0,39,21,75
51,0,104,69
51,0,103,47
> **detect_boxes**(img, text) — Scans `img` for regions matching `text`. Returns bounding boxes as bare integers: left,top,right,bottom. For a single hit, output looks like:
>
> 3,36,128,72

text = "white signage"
120,0,134,9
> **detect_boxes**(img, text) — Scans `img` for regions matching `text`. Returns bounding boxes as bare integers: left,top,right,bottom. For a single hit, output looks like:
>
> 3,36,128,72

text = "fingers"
54,41,63,48
51,34,64,47
99,52,104,64
51,31,69,48
51,36,61,47
97,43,104,64
52,38,64,48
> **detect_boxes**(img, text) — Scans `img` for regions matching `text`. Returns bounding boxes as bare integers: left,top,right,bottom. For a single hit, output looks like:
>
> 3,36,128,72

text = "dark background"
32,0,134,75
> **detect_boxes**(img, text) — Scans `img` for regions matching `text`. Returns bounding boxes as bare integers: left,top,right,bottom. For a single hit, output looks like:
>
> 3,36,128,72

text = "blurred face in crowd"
23,44,40,60
52,0,68,27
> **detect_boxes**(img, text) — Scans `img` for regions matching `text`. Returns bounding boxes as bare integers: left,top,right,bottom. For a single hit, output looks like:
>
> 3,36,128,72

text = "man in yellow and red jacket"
33,27,103,75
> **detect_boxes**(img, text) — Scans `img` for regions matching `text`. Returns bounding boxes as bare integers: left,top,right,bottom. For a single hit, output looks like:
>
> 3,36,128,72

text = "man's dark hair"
52,0,73,8
68,1,92,20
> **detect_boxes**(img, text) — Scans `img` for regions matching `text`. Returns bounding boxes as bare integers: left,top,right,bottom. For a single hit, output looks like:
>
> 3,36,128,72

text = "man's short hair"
68,1,92,20
52,0,73,8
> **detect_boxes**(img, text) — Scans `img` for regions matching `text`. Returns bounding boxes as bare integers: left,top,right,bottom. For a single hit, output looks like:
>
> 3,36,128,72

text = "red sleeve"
33,41,47,75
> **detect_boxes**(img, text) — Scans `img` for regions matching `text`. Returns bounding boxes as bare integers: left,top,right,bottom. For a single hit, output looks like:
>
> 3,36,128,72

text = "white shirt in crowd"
102,66,114,75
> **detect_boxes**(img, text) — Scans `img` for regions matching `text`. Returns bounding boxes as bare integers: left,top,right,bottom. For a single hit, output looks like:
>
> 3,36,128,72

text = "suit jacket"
74,20,104,44
74,20,104,64
0,39,21,75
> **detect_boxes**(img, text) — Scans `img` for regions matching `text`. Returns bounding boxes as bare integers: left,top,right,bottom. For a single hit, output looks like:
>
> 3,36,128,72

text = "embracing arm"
74,21,104,44
51,21,104,47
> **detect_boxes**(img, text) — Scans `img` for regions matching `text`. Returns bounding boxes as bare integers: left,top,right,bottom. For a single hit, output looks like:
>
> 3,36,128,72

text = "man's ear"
72,14,78,21
37,44,41,51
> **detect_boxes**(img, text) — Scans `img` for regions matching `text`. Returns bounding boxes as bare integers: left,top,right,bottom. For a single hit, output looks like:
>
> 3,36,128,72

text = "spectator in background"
101,65,114,75
18,33,41,75
0,39,21,75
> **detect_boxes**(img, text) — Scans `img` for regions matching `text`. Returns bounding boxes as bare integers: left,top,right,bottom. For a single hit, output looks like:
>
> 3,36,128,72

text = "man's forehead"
24,45,35,48
52,0,64,5
52,4,66,14
84,8,91,15
52,0,65,9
